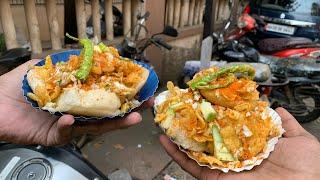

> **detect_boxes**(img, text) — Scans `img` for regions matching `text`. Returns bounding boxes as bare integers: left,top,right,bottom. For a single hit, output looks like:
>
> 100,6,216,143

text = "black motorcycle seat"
258,37,314,53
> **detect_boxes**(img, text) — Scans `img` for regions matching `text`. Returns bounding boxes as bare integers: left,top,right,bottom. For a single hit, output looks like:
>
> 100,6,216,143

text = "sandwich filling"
155,65,281,169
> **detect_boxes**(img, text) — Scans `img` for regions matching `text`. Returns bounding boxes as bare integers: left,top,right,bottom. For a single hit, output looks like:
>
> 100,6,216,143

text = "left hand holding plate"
0,60,154,146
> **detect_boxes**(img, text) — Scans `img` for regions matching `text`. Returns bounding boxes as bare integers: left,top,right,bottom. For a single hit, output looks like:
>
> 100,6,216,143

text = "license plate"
266,23,295,35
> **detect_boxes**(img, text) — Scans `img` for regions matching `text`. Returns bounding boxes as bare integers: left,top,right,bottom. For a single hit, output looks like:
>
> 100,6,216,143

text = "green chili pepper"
66,33,93,81
98,42,110,53
196,73,235,90
188,64,255,90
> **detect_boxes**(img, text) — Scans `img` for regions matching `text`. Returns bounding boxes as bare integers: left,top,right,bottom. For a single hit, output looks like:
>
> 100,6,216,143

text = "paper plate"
22,50,159,122
154,90,285,173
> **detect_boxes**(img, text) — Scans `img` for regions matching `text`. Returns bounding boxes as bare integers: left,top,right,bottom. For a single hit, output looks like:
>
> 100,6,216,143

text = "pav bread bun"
26,40,149,117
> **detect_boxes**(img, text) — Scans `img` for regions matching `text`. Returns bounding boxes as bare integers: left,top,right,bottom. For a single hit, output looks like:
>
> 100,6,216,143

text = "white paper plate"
154,90,285,173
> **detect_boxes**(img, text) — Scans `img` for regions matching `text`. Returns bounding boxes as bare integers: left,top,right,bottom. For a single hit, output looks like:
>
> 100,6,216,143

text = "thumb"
51,115,75,146
276,107,312,138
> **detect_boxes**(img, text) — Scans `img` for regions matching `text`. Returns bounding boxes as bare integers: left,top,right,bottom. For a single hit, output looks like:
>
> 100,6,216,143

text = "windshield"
255,0,320,16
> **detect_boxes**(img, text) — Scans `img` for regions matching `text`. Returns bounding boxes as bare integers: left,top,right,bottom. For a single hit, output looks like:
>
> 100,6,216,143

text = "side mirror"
162,26,178,37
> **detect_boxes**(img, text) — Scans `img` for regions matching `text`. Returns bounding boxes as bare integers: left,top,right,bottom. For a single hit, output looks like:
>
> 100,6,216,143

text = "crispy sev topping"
28,48,146,107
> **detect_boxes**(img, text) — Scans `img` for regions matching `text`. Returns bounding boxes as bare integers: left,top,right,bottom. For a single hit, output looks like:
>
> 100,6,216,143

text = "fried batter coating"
200,79,259,110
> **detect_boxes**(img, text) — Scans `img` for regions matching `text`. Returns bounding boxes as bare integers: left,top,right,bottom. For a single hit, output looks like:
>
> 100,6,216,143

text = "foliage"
0,33,6,53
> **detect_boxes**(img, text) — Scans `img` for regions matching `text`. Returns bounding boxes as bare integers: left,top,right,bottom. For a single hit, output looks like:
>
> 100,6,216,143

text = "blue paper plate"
22,50,159,122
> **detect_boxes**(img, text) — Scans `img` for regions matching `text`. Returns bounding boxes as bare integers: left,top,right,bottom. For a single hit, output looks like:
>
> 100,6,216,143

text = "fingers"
50,115,74,146
276,107,312,138
159,135,203,179
73,112,142,136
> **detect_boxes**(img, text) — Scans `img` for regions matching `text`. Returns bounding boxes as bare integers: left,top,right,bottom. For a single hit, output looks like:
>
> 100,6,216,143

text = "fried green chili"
66,33,93,81
98,42,110,53
188,64,255,90
196,73,235,90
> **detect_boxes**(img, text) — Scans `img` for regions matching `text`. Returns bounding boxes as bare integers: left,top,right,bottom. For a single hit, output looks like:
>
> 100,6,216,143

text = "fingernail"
132,112,142,123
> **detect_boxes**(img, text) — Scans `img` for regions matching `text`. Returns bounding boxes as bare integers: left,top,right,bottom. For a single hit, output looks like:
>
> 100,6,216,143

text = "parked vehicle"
258,56,320,123
0,142,108,180
246,0,320,41
117,11,178,62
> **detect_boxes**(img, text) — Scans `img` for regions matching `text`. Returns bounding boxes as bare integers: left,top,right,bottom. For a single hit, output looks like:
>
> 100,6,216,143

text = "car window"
254,0,320,16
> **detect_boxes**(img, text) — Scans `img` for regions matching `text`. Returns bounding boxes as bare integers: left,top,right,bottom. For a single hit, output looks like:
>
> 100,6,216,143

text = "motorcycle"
257,55,320,123
117,11,178,61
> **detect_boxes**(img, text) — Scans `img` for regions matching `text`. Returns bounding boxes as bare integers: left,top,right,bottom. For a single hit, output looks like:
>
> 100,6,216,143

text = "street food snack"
154,65,284,172
25,35,150,117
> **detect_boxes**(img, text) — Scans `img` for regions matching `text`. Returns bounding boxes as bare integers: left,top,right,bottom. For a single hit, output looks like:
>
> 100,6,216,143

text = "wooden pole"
75,0,86,39
24,0,42,54
203,0,217,38
173,0,181,28
0,0,19,49
165,0,169,25
231,0,240,25
105,0,114,41
198,0,205,24
188,0,195,26
179,0,189,28
46,0,62,50
92,0,101,41
123,0,132,37
193,0,200,25
131,0,139,35
168,0,174,26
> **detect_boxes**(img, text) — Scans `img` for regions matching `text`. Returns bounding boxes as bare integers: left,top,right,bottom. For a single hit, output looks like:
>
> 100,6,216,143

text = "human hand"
0,60,153,146
160,107,320,180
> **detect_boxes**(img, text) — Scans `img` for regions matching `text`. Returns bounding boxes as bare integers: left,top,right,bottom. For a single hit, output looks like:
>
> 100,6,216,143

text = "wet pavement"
81,107,172,180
